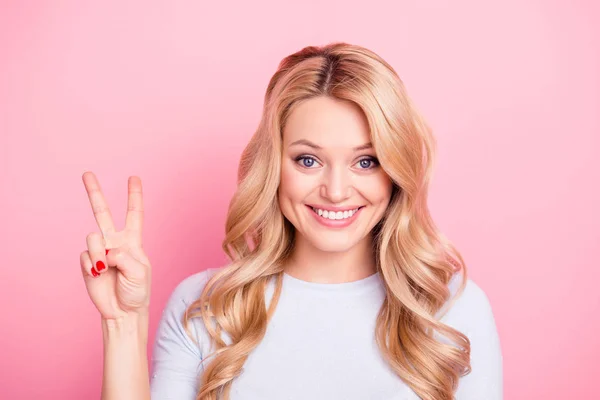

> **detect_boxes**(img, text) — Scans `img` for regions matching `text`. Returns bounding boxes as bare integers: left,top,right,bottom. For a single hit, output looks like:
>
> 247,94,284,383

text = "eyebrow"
289,139,373,151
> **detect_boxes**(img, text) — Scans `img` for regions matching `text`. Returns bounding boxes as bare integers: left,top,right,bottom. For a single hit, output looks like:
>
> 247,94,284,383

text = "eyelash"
294,155,380,170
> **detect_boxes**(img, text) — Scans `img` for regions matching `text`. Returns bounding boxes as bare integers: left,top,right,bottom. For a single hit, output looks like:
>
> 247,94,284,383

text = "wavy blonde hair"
183,42,471,400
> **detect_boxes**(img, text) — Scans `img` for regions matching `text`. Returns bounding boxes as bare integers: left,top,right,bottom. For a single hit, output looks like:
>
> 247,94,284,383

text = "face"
278,95,393,253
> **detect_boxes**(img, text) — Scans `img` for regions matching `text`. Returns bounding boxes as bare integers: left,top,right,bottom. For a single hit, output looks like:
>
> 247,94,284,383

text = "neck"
284,232,377,284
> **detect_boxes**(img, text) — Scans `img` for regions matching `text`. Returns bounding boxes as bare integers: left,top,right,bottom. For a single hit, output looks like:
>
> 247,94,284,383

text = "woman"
80,43,502,400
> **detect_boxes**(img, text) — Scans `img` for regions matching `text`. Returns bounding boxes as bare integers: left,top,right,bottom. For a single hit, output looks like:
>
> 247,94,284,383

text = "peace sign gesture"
80,171,152,321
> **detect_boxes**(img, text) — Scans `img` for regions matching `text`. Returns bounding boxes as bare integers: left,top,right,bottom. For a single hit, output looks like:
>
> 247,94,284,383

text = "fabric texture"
150,267,502,399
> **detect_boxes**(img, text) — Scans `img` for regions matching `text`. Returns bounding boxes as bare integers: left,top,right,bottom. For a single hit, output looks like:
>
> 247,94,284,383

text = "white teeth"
311,207,360,220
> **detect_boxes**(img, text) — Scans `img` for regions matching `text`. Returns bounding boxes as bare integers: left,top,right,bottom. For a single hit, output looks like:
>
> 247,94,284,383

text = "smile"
305,205,365,228
310,206,361,220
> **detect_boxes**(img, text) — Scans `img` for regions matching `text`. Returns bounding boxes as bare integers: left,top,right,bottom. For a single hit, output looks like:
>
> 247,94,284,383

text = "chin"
304,234,361,253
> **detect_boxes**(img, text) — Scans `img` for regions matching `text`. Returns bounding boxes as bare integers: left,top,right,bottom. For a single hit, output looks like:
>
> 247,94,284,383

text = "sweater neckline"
281,270,382,294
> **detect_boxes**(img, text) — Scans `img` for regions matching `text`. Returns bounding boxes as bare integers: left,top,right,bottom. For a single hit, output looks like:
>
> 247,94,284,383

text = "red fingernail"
96,260,106,271
105,249,109,255
91,268,100,277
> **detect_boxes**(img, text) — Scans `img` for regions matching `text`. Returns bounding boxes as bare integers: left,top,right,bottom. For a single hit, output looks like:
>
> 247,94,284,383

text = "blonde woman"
80,43,502,400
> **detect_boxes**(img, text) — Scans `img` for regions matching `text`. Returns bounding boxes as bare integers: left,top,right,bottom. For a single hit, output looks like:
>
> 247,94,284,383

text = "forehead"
282,96,371,148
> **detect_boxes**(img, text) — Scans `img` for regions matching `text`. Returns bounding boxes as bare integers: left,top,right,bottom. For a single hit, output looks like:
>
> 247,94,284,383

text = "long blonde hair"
183,42,471,400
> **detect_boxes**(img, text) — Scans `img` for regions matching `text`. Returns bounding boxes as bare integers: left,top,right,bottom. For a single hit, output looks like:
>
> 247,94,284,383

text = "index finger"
82,171,116,236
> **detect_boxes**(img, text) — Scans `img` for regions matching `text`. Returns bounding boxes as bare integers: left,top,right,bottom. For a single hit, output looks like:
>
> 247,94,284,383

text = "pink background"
1,1,598,398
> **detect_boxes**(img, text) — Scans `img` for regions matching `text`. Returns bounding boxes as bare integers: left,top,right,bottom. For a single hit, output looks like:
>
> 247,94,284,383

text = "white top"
150,267,502,399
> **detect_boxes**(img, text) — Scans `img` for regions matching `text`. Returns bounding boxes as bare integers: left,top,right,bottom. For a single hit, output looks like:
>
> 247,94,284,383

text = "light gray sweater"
150,267,502,399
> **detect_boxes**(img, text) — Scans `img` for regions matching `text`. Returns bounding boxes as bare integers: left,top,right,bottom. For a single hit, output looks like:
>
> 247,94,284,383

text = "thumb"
105,247,149,282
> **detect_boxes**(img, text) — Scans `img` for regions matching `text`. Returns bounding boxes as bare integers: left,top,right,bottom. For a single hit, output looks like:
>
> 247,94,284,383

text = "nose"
320,165,352,203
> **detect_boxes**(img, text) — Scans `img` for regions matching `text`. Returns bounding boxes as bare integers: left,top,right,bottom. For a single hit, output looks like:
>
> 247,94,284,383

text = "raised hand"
80,171,151,320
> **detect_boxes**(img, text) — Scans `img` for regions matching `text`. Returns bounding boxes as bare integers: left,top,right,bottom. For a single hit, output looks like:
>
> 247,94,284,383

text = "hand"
80,171,151,320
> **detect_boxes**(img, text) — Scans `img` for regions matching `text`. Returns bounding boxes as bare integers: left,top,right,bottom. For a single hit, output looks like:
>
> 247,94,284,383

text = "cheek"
280,162,315,203
359,173,393,204
279,161,294,196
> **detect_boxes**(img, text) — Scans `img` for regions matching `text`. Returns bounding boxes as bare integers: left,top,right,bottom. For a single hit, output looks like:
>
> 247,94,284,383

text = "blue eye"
356,157,379,169
295,155,320,168
294,155,379,170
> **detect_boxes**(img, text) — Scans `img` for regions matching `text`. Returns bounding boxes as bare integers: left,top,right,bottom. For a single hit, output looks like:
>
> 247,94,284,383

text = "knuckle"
90,201,109,215
86,232,101,242
80,251,91,267
127,204,143,212
113,248,125,260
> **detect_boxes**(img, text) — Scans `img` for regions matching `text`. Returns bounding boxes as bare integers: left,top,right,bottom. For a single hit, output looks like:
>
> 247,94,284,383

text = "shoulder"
165,266,225,307
440,270,498,336
153,266,228,359
151,267,228,394
445,271,504,397
448,270,494,314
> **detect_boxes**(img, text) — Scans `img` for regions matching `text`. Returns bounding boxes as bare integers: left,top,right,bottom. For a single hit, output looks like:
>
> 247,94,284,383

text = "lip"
305,205,364,229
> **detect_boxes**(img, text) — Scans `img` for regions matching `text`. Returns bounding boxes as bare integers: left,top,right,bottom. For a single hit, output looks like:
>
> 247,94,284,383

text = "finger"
105,247,148,283
86,232,108,276
82,171,116,236
125,176,144,239
80,250,99,279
